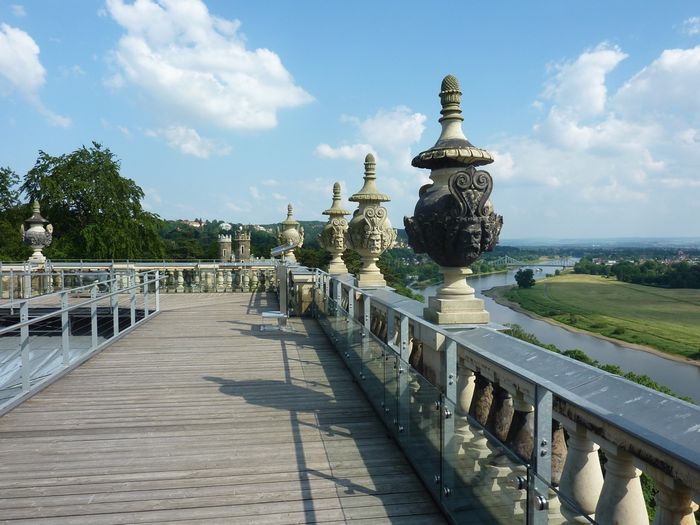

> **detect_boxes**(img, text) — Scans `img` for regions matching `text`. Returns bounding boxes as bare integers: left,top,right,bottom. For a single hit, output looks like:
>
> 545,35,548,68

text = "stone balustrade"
307,267,700,525
0,261,279,299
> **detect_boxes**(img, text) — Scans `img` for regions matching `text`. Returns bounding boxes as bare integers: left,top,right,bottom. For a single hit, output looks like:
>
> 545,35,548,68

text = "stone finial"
278,203,303,262
349,153,389,203
412,74,493,169
346,155,396,288
319,182,350,274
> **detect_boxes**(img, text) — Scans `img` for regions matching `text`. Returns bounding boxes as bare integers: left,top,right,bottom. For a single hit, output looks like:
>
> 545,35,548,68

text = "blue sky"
1,1,699,239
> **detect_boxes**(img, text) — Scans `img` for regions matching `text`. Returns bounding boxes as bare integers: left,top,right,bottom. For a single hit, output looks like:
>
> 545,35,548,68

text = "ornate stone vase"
276,203,304,263
319,182,350,274
404,75,503,324
22,201,53,264
346,154,397,288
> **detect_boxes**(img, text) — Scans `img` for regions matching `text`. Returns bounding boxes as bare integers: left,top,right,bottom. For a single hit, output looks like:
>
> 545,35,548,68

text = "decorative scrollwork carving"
405,166,502,267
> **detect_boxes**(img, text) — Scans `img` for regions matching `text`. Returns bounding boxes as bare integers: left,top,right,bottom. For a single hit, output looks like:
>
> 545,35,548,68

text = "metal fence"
0,271,164,415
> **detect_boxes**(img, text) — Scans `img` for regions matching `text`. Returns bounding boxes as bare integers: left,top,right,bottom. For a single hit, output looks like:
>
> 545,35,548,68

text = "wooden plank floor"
0,293,446,524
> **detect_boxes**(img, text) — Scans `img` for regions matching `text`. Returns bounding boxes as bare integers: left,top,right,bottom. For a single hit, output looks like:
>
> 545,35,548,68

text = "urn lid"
322,182,349,216
25,200,49,226
280,203,300,226
412,75,493,169
349,154,390,203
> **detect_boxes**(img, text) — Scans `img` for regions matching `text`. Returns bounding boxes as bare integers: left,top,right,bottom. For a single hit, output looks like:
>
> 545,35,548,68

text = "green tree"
0,167,30,260
21,143,165,260
0,167,20,211
515,268,536,288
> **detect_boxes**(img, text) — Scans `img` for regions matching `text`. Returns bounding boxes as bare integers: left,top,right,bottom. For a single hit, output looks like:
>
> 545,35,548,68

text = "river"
412,267,700,402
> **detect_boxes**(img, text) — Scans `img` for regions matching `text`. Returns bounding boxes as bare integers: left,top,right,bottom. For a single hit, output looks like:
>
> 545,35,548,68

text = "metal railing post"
61,292,70,365
90,284,98,349
143,272,150,317
530,385,553,524
347,287,355,319
398,313,410,439
130,276,136,326
111,279,119,338
20,300,29,391
442,339,457,499
155,270,160,312
362,295,371,329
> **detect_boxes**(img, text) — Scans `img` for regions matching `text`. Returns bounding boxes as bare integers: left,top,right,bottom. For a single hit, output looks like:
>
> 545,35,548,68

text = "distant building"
234,226,252,261
180,219,204,229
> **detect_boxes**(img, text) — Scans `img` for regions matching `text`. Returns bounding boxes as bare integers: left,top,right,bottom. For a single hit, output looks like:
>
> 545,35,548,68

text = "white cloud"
541,43,627,118
106,0,312,130
147,125,231,158
272,192,287,201
682,16,700,36
489,42,700,237
225,200,249,213
614,45,700,119
59,64,86,77
261,179,279,186
0,23,70,127
249,186,261,199
315,143,374,161
11,5,26,17
316,106,426,172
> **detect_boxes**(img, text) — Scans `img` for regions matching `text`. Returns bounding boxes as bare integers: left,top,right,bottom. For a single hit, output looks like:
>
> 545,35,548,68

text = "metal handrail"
0,272,165,336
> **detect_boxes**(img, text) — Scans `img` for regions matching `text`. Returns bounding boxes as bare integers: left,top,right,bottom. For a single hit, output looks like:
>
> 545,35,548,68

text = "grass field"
502,274,700,360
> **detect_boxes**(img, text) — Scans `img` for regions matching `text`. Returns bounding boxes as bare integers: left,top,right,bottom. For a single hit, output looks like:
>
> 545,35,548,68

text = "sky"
0,1,699,239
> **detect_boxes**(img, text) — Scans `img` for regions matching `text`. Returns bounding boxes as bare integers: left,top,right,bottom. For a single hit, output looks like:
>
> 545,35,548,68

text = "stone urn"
319,182,350,274
22,200,53,264
346,154,397,288
276,203,304,263
404,75,503,324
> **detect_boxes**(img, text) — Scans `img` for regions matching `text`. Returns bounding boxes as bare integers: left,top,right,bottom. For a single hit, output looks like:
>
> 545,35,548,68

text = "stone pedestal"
424,267,489,324
356,257,387,288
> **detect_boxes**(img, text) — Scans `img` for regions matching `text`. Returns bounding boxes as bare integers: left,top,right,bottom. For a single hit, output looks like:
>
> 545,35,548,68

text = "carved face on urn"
367,232,382,254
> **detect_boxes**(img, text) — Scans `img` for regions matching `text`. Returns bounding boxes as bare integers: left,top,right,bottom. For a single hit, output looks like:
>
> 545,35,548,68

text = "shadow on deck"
0,293,446,524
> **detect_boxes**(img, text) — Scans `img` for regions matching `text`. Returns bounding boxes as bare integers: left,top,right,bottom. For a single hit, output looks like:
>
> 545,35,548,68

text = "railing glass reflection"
316,294,535,524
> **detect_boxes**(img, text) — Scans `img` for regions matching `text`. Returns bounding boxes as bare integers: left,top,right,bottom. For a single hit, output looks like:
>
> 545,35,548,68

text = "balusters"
652,479,698,525
595,447,648,525
558,421,604,522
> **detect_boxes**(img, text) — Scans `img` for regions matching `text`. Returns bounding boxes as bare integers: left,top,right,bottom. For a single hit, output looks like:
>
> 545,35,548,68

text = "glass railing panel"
533,472,597,524
383,352,399,436
360,334,385,414
454,401,531,525
396,356,442,500
441,395,529,524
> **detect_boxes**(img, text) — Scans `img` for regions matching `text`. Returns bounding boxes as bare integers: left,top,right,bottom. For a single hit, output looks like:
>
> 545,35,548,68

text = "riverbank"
410,268,508,290
484,282,700,368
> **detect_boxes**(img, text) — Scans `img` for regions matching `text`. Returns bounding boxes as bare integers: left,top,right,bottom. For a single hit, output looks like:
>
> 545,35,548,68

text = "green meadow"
502,274,700,360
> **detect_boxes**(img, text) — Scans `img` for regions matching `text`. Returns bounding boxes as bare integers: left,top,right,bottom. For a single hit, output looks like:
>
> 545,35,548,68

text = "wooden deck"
0,293,446,524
